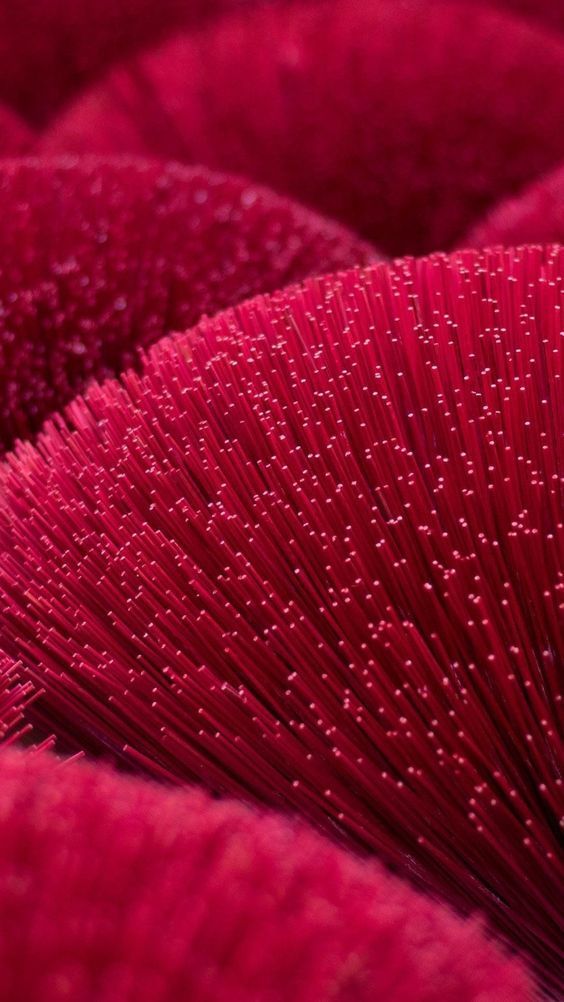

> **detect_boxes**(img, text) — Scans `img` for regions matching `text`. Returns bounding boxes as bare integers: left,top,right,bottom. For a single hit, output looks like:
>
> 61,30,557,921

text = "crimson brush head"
0,157,373,454
39,0,564,255
0,748,534,1002
0,246,562,993
464,162,564,249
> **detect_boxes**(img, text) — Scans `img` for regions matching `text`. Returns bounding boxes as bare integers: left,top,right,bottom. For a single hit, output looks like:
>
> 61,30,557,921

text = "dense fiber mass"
0,0,561,126
0,157,372,452
0,748,535,1002
0,0,560,125
0,246,561,993
464,162,564,248
39,0,564,255
0,0,261,124
0,0,561,998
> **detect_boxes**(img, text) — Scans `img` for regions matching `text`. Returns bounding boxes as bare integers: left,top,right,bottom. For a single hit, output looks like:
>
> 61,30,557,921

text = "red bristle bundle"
0,0,264,124
0,157,373,453
0,1,563,128
0,747,534,1002
0,246,562,992
39,0,564,254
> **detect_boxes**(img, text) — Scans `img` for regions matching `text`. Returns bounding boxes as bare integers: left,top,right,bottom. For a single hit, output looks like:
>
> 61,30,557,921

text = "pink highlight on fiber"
0,246,561,992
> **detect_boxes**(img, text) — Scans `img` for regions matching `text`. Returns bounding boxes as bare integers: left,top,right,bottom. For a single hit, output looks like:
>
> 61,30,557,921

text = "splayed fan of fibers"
0,246,562,994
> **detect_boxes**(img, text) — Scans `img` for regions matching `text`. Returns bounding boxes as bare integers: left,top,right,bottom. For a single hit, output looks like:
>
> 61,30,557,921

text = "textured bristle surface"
464,162,564,249
0,246,562,992
39,0,564,255
0,157,373,454
0,749,535,1002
